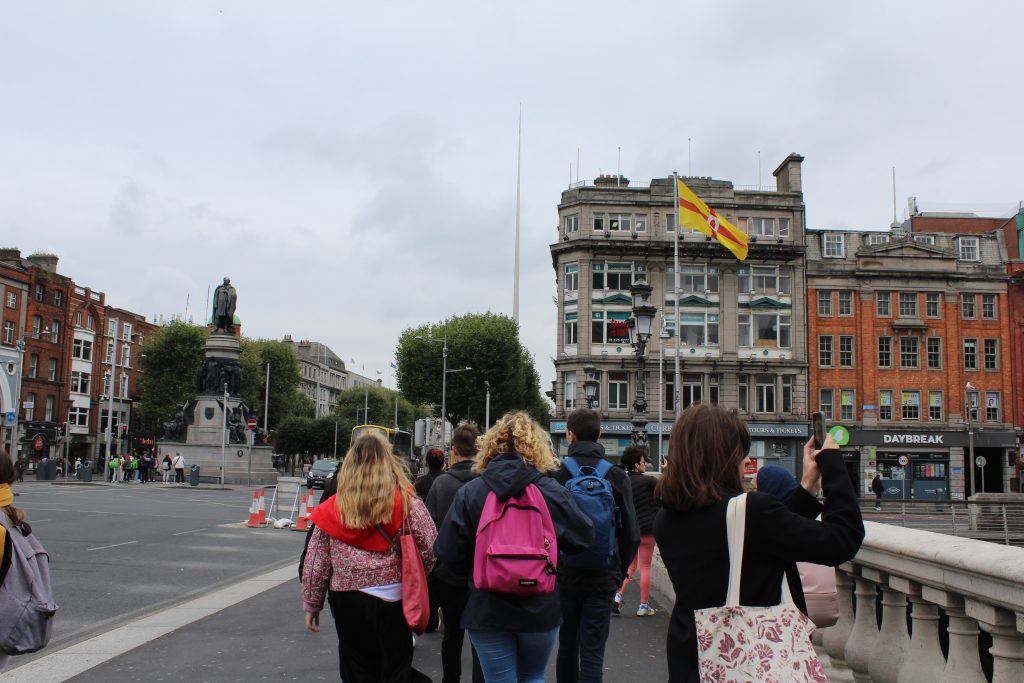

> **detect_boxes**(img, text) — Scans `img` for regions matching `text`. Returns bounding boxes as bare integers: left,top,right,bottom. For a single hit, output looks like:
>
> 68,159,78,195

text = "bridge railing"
861,498,1024,546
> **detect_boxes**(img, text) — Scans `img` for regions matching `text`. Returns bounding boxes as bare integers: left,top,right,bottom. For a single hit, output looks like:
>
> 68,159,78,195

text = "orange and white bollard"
293,493,310,532
257,487,267,526
246,490,261,528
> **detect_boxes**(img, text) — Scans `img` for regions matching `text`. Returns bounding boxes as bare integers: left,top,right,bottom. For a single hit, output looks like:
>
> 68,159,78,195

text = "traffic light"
120,424,128,435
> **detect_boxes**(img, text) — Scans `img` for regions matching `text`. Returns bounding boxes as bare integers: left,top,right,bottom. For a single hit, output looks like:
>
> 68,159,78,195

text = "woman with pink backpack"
434,412,594,683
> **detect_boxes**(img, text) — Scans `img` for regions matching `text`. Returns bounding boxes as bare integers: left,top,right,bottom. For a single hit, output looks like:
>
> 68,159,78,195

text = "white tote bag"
694,494,827,683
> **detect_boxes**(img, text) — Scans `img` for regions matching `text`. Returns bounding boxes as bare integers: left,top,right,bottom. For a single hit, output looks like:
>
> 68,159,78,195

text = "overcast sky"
2,1,1022,397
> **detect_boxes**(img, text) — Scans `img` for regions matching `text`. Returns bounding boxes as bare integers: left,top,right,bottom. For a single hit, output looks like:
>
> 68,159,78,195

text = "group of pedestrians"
106,451,187,484
300,403,865,683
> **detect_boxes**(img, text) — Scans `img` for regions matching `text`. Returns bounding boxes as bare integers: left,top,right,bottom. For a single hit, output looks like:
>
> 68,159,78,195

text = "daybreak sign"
883,434,944,445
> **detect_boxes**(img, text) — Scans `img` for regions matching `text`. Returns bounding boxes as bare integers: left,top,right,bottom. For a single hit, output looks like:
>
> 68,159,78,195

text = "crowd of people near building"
299,404,865,683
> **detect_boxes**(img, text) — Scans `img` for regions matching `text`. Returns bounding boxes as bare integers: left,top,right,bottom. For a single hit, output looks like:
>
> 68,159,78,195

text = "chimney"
0,248,22,266
594,174,629,187
27,252,59,273
772,153,804,193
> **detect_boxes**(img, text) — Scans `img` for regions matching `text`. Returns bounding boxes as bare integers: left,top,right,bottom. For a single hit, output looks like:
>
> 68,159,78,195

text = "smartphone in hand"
811,412,825,450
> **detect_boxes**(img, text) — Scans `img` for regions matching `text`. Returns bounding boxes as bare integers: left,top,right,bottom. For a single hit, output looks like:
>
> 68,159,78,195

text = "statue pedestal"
156,332,278,486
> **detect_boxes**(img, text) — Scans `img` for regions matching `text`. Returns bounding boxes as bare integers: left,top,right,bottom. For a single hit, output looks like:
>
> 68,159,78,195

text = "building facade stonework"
549,154,810,471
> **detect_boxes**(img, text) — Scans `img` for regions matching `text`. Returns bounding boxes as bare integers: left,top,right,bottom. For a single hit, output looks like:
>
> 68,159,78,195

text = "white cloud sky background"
2,1,1022,396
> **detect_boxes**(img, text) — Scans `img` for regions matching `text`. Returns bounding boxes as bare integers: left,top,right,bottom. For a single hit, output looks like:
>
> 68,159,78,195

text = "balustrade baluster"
868,573,909,683
822,565,856,682
892,579,945,683
921,588,985,683
845,571,880,683
969,602,1024,683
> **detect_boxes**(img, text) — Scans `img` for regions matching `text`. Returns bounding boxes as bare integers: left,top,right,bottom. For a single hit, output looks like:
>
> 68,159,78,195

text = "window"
914,234,936,245
958,236,980,261
928,391,943,421
121,344,130,368
108,318,117,337
5,292,15,308
123,323,133,341
982,294,997,320
901,391,920,420
592,262,645,290
818,336,834,367
779,218,791,237
756,375,775,413
25,393,35,420
961,294,977,319
591,310,631,344
74,311,82,327
737,375,749,412
823,234,845,258
739,313,791,348
70,371,91,394
51,320,60,343
838,291,854,316
927,337,942,369
563,314,578,345
737,266,790,295
47,358,57,381
31,315,41,338
34,284,43,302
563,213,579,233
817,290,833,317
877,337,892,368
963,339,978,370
925,292,942,318
634,214,647,232
879,390,893,421
675,265,720,293
73,338,93,360
563,371,576,410
839,335,854,368
967,391,979,421
986,392,1000,421
45,396,54,422
103,371,112,396
781,375,794,413
608,372,629,410
29,354,38,378
592,213,642,233
681,374,702,409
840,389,855,421
748,217,785,237
819,389,834,420
865,234,889,245
2,321,12,344
900,337,919,369
53,290,63,307
709,374,720,405
69,407,89,427
677,313,720,346
105,341,114,364
876,291,891,317
664,376,674,411
86,315,94,331
898,293,918,317
664,213,676,232
563,263,579,292
984,339,998,370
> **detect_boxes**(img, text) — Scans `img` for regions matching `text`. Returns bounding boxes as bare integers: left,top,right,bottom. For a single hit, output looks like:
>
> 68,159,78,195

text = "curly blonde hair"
474,411,558,474
335,431,412,529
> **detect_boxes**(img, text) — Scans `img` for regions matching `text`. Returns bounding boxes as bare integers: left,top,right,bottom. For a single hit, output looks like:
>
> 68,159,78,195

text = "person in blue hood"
434,411,594,683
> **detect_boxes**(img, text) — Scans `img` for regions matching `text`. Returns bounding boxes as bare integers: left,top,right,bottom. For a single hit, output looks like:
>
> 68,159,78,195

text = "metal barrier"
861,499,1024,546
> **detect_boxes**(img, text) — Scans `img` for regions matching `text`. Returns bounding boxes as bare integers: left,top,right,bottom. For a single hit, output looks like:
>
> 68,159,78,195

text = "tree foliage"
137,322,208,435
395,313,548,429
238,338,305,429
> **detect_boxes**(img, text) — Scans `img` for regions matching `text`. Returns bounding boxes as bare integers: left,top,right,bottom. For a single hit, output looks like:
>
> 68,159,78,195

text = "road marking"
28,519,52,523
2,562,296,682
171,528,207,536
86,541,138,552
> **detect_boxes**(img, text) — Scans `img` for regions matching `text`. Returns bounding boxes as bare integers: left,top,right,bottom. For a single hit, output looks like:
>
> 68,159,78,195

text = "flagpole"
673,173,681,418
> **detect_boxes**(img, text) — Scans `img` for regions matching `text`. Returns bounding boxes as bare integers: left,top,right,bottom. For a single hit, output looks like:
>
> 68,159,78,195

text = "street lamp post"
583,364,598,409
484,380,491,429
658,325,673,466
628,280,657,449
966,382,978,497
6,339,26,464
102,318,120,483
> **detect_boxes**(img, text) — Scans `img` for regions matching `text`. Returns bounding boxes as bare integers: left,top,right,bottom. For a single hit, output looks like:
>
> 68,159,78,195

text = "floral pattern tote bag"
694,493,827,683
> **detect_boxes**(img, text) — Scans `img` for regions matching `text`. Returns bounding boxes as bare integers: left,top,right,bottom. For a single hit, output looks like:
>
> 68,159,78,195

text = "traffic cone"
257,488,267,526
306,493,317,518
247,491,261,528
293,493,310,532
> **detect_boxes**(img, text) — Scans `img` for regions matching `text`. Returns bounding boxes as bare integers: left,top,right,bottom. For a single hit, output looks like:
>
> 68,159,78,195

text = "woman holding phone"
653,404,864,682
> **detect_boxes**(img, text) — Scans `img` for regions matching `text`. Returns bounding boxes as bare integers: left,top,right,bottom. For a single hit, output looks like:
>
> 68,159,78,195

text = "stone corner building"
548,154,810,469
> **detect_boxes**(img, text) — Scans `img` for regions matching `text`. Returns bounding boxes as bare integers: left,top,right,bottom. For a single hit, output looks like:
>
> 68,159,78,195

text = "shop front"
549,420,672,469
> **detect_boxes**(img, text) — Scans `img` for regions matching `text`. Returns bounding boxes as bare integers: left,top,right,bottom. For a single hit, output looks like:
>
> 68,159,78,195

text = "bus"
350,424,415,465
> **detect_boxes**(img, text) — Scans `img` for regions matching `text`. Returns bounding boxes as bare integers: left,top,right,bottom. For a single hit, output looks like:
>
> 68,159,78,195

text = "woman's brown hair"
0,454,26,525
656,404,751,512
335,431,412,529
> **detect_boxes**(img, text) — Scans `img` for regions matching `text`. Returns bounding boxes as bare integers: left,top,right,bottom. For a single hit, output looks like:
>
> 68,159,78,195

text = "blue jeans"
468,627,558,683
556,589,614,683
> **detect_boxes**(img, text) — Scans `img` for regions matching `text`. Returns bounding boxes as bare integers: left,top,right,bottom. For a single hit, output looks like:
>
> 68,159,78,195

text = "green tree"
238,338,305,429
136,322,208,435
395,313,548,429
330,385,429,452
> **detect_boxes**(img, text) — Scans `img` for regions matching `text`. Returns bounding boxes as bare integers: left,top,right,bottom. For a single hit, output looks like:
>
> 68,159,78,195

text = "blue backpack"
560,456,619,570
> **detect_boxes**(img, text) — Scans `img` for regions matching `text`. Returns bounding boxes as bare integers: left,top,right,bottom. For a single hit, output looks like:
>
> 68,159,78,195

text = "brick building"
807,226,1016,499
0,251,30,456
549,154,811,470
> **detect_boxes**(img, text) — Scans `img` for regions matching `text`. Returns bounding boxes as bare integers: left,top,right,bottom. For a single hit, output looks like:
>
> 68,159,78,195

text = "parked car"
306,459,340,489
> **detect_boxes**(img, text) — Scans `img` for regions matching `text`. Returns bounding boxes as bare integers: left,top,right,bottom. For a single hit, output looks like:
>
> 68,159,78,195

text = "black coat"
627,470,659,535
433,453,594,632
414,468,444,500
425,460,478,587
653,449,864,683
552,441,641,593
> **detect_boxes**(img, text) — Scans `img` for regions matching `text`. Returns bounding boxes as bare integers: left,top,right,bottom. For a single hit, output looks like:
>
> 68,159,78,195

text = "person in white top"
172,453,186,485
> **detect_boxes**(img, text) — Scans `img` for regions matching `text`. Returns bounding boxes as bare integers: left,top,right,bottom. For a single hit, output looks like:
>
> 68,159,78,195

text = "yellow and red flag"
676,178,748,261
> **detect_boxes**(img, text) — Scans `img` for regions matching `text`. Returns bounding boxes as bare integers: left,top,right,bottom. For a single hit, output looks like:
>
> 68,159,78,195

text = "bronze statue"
212,277,237,334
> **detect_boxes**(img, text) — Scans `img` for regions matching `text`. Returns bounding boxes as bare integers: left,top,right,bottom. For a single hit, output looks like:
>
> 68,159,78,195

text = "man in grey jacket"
425,423,483,683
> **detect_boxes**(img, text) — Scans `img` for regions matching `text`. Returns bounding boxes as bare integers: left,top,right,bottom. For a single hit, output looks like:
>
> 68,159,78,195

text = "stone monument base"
155,442,278,486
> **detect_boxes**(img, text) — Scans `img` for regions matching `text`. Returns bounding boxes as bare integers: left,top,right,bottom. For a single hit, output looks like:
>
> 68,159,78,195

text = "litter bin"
77,461,93,482
189,464,200,487
35,460,57,480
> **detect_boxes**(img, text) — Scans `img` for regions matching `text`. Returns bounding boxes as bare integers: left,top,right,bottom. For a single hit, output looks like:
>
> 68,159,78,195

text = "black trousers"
174,468,185,483
431,578,484,683
327,590,419,683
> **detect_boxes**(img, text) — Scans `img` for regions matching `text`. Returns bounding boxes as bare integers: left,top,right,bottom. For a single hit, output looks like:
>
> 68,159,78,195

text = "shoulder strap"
592,458,612,479
563,457,581,478
724,493,747,606
374,524,400,554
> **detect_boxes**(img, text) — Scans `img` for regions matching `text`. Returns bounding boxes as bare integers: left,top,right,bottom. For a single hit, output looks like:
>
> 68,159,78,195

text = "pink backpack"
473,483,558,595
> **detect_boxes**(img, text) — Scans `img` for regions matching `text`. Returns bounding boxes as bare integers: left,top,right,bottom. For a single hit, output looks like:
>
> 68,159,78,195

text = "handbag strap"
724,492,795,607
374,524,401,556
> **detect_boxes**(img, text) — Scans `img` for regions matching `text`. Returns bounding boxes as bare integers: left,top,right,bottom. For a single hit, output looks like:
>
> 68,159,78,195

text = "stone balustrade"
651,521,1024,682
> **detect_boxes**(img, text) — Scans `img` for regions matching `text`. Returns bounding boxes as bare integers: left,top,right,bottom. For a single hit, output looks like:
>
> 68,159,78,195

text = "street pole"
440,336,448,448
8,339,26,465
394,395,399,430
263,362,270,432
966,384,976,498
220,381,228,488
484,380,491,430
102,318,119,482
364,388,369,425
672,173,681,417
658,329,666,467
333,421,338,458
